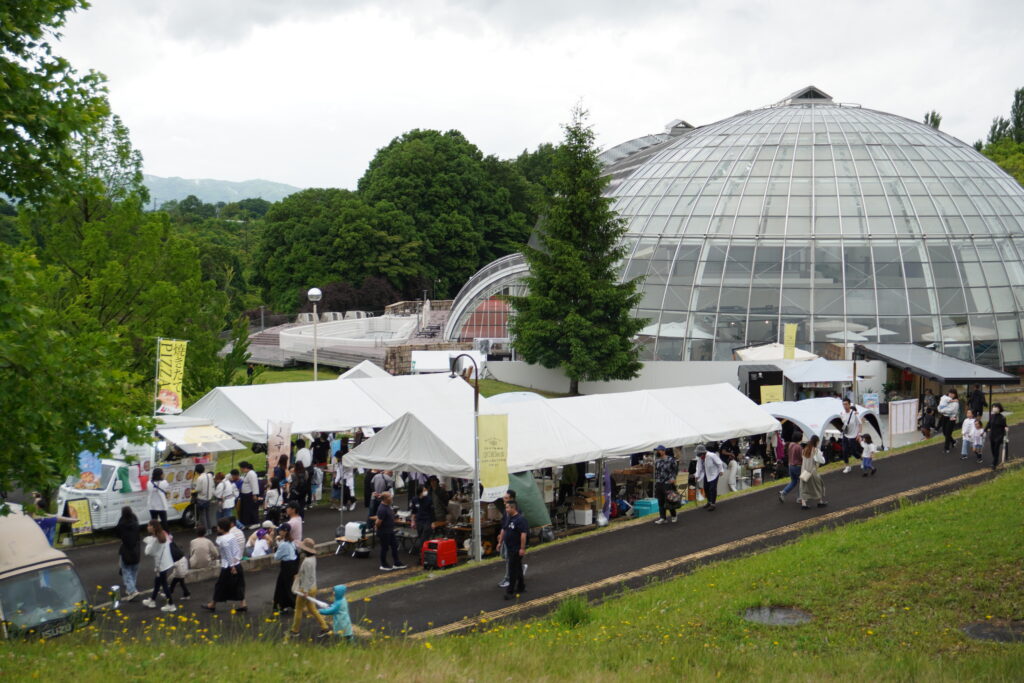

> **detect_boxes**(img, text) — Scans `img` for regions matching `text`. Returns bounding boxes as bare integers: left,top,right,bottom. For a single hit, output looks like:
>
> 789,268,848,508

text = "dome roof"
447,89,1024,369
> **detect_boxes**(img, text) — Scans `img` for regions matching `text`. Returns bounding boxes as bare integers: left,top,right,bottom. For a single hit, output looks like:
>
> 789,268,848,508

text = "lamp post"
308,287,322,381
449,353,482,562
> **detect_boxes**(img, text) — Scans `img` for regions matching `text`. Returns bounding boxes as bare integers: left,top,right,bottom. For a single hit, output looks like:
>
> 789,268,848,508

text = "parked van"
0,512,91,638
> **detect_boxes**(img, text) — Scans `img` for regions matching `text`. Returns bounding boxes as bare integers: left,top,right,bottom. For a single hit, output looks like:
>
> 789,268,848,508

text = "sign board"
64,498,94,536
889,398,919,435
783,323,798,360
862,393,879,412
156,338,188,414
477,414,509,502
267,420,292,474
760,384,784,404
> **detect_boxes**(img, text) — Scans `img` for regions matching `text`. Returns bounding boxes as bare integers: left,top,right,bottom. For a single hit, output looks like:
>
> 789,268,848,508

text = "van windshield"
0,565,89,635
64,464,117,491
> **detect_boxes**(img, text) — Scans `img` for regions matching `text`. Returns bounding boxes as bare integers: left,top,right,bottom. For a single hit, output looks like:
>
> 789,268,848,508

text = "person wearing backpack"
141,520,177,612
147,467,170,526
167,531,191,601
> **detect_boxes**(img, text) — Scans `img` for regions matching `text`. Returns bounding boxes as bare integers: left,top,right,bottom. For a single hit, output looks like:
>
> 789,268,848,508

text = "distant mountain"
143,174,302,205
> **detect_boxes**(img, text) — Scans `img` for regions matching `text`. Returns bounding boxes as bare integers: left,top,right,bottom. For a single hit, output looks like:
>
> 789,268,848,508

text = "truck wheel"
182,505,196,526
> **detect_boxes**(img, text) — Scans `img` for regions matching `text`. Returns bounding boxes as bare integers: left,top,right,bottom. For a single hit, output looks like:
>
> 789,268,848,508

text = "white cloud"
58,0,1024,189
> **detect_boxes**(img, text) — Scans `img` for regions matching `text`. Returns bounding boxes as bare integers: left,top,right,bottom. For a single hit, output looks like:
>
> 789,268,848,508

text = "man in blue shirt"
498,500,528,599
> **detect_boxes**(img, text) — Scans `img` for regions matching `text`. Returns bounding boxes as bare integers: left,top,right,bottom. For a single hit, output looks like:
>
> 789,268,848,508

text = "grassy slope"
6,467,1023,680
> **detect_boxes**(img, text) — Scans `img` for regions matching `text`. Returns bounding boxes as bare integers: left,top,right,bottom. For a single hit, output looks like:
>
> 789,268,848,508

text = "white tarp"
156,425,245,454
646,383,784,443
783,357,856,384
182,373,471,443
337,360,391,380
761,397,880,443
734,342,817,361
411,350,486,378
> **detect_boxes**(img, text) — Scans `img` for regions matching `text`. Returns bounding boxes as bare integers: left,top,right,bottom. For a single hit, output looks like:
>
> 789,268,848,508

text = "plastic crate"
631,498,660,518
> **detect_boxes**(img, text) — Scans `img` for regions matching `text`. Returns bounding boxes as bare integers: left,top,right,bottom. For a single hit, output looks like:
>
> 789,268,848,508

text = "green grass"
477,378,567,398
252,366,339,383
8,466,1023,680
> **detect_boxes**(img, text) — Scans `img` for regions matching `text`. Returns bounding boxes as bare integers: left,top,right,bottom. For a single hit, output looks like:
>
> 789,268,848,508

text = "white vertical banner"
267,420,292,474
477,414,509,503
889,398,919,448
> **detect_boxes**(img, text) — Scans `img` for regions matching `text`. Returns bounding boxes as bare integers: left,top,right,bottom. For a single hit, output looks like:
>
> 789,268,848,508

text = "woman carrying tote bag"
798,435,828,510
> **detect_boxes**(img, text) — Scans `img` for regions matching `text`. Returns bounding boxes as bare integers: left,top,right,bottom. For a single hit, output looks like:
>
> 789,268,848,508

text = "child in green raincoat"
318,584,353,641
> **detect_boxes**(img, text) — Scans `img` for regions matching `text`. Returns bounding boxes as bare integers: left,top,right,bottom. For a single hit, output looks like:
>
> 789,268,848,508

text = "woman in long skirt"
203,517,247,612
799,435,828,510
273,523,299,612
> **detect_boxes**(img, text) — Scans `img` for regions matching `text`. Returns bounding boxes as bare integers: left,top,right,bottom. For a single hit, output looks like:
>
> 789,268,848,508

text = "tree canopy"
978,87,1024,187
508,107,644,395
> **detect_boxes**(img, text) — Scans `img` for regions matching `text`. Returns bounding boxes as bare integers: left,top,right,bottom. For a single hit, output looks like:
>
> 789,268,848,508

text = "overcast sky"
58,0,1024,190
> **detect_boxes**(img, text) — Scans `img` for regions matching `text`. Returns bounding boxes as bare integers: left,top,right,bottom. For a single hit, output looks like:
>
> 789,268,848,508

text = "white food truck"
56,417,244,531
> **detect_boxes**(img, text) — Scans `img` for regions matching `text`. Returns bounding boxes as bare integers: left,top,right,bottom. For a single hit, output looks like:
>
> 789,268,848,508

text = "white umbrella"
860,326,900,338
922,325,998,342
814,319,868,333
826,330,868,342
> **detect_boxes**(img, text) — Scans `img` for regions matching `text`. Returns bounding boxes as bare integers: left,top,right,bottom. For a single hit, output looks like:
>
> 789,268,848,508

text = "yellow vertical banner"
760,384,784,404
783,323,798,360
477,414,509,503
156,338,188,414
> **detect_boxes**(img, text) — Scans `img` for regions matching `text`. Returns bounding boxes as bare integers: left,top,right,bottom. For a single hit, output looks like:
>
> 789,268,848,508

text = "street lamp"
308,287,322,381
449,353,482,562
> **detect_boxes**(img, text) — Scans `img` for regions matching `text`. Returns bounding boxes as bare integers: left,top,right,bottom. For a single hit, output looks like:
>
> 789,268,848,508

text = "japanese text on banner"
477,414,509,502
783,323,798,360
267,421,293,474
156,339,188,414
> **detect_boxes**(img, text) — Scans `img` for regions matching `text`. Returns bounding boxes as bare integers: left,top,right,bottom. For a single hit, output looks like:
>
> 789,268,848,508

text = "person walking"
412,484,434,558
369,470,394,519
188,526,219,571
839,399,862,473
273,523,299,613
283,502,303,543
938,390,960,453
147,468,170,526
289,462,310,517
859,434,878,476
203,517,247,613
375,492,406,571
777,433,805,504
798,435,828,509
167,533,191,602
318,584,354,642
141,520,176,612
113,506,142,600
215,472,237,519
968,384,987,418
288,537,331,639
960,409,976,460
238,461,261,528
986,403,1008,469
498,500,528,600
972,417,986,464
193,464,217,534
497,490,527,589
652,445,679,525
694,444,726,511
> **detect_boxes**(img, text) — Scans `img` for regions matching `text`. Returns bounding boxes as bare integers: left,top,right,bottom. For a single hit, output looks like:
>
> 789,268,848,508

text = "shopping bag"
799,469,812,482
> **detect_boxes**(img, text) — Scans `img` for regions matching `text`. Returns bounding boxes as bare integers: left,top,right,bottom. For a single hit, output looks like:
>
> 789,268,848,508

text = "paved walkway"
68,426,1018,640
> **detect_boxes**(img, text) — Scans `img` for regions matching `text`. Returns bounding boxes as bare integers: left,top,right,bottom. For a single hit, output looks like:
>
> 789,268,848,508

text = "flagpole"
153,337,163,416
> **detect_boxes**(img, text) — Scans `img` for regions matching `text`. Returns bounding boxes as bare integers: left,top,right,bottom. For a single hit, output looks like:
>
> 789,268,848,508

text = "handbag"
799,469,812,482
665,487,682,510
813,450,826,465
169,539,184,562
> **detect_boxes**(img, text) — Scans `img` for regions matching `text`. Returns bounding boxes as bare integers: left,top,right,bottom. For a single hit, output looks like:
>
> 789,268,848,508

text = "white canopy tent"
337,360,391,380
783,357,858,384
410,350,486,378
734,342,817,361
182,373,473,443
761,397,882,444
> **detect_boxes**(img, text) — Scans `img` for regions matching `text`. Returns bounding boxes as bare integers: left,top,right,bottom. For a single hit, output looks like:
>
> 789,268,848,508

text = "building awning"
157,425,245,454
854,343,1019,385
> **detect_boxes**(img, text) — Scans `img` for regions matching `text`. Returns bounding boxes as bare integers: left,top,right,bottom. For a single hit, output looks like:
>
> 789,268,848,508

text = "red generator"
421,538,458,569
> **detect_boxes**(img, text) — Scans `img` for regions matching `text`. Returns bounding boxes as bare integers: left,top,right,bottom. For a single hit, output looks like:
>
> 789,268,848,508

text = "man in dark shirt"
497,500,528,599
969,384,987,417
374,492,406,571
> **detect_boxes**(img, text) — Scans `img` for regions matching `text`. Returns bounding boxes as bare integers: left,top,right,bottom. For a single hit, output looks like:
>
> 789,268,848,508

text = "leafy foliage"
923,110,942,129
0,1,110,200
978,86,1024,187
509,107,644,395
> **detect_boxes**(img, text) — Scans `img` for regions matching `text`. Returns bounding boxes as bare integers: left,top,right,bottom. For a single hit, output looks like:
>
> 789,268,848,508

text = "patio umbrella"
813,319,868,333
921,325,998,342
860,326,900,338
825,330,868,342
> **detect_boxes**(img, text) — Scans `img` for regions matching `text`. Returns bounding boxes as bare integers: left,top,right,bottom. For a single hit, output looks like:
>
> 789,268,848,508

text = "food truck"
0,512,91,639
56,417,244,532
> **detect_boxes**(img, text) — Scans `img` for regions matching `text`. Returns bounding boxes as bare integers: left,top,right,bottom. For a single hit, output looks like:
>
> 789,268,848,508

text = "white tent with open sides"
337,360,391,380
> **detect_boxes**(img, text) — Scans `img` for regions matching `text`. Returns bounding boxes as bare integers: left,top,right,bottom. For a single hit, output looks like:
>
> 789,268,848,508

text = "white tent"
410,350,486,377
182,373,474,443
337,360,391,380
734,343,817,361
761,397,882,444
646,384,785,443
783,357,856,384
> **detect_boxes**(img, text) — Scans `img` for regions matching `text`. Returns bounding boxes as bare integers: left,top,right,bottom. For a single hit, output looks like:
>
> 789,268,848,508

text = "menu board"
64,499,94,536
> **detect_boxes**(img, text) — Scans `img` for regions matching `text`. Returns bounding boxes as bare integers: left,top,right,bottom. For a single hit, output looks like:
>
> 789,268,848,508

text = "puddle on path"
742,606,813,626
962,621,1024,643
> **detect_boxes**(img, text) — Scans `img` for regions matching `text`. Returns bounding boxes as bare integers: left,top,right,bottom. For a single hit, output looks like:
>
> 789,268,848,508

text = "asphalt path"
66,426,1018,641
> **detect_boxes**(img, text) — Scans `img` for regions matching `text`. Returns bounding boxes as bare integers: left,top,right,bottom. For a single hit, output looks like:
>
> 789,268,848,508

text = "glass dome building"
445,87,1024,369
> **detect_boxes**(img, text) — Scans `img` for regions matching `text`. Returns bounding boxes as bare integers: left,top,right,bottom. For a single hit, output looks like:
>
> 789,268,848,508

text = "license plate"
40,620,73,639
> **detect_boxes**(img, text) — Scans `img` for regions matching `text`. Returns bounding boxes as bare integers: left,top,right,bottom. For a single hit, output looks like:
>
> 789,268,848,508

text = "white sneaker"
123,591,137,602
161,604,177,613
498,580,510,588
654,518,666,525
670,516,678,523
842,466,851,474
141,598,157,608
379,565,393,572
523,564,528,576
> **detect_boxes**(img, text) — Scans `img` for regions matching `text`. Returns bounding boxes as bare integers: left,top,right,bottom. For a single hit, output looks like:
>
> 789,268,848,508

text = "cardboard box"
567,508,593,526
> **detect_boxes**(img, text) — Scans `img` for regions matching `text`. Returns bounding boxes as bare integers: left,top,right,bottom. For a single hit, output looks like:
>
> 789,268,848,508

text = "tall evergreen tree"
509,106,644,395
923,110,942,129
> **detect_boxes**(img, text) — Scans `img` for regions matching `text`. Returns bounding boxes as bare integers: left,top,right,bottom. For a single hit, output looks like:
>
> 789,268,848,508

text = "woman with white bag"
798,435,828,510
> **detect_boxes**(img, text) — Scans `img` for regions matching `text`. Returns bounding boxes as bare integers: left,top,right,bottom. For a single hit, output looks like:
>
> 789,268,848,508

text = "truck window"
0,565,89,635
63,464,117,491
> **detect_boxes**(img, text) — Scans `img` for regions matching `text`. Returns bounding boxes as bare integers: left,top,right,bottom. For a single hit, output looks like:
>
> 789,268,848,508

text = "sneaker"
161,604,177,613
960,455,968,460
141,598,157,608
316,629,333,639
123,591,138,602
393,564,408,570
817,502,828,508
523,564,528,576
801,504,809,510
654,518,666,525
349,503,358,511
842,466,851,474
670,516,678,523
179,594,191,601
379,565,393,572
498,580,510,588
862,471,869,477
870,468,877,476
707,504,716,511
778,491,785,503
977,457,983,464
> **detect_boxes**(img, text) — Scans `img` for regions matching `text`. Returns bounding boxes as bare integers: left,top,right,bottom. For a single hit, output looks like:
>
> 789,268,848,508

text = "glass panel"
874,317,910,342
876,288,909,315
780,289,810,314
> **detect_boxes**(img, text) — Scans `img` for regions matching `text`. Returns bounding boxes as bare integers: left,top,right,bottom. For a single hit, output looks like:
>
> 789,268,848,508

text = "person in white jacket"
147,467,170,526
141,520,177,612
694,444,727,511
959,409,975,460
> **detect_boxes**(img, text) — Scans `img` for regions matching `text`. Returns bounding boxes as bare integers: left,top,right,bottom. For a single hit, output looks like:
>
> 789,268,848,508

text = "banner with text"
156,338,188,414
760,384,784,404
477,414,509,503
783,323,798,360
267,420,293,474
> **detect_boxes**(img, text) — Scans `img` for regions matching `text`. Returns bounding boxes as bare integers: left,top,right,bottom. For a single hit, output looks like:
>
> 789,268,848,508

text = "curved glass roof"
448,89,1024,368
